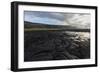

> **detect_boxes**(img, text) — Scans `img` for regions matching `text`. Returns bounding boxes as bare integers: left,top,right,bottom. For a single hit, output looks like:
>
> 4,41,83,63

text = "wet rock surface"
24,31,90,62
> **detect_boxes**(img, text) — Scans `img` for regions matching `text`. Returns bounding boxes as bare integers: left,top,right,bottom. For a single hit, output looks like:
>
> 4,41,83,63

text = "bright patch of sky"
24,11,90,29
24,11,65,25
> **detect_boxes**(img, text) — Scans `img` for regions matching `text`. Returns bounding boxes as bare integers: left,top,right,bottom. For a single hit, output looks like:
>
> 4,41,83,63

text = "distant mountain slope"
24,21,90,32
24,21,74,28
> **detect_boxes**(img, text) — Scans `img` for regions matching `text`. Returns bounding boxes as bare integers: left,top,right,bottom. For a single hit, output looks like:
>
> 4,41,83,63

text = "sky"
24,11,90,29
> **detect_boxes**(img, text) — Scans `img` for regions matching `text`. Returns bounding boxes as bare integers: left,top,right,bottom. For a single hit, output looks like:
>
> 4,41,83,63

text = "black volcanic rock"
24,31,90,61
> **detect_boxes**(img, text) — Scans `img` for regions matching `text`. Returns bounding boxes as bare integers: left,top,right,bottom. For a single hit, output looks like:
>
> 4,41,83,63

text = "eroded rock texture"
24,31,90,62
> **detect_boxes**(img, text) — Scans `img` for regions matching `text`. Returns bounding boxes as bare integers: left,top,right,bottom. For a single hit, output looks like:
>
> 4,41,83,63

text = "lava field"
24,31,90,62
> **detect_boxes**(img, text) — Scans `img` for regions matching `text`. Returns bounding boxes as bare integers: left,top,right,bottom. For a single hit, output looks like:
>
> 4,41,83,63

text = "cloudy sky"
24,11,90,29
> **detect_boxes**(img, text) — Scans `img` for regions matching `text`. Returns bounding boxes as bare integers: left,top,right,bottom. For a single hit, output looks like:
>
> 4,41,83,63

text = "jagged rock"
24,31,90,61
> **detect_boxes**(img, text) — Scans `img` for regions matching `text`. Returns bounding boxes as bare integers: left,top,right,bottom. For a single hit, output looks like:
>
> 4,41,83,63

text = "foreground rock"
24,31,90,61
